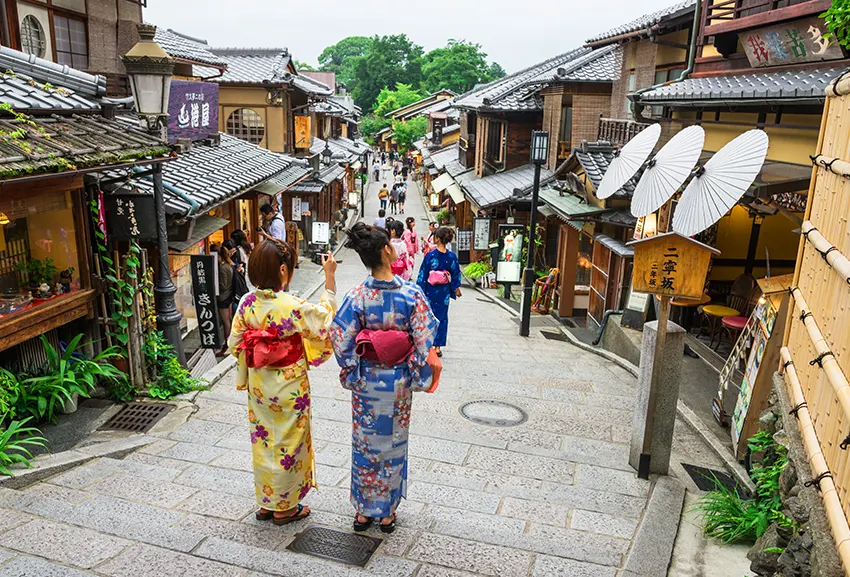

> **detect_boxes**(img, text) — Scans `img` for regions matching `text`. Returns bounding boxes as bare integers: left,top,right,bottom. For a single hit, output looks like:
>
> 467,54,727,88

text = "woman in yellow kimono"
228,239,338,524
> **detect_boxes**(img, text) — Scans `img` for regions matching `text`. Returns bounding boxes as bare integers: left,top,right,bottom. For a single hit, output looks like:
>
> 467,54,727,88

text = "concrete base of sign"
629,319,686,476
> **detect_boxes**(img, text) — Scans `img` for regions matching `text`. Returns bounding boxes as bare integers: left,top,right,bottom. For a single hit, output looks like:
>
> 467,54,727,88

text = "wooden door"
588,242,612,327
556,225,579,317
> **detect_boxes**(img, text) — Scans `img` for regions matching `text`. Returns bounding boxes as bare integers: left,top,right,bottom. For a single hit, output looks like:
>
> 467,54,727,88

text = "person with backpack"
378,184,389,211
259,204,287,243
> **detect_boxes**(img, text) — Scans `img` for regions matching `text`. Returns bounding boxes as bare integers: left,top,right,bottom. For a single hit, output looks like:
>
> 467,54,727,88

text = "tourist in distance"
417,227,462,357
388,220,414,280
228,240,338,525
403,216,419,257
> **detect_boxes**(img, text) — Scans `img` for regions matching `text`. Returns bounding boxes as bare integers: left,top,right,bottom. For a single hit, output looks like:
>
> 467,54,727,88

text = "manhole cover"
99,402,172,433
681,463,751,499
459,400,528,427
287,526,381,567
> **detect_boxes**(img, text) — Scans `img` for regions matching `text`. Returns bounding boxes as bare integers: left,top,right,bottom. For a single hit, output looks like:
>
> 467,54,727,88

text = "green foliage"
359,115,392,143
822,0,850,48
422,39,499,94
318,36,373,86
487,62,506,81
391,116,428,153
352,34,424,110
463,261,493,280
373,83,427,117
0,418,47,476
764,547,786,554
16,257,56,286
436,208,451,225
696,430,794,543
143,331,207,400
0,368,21,423
293,59,316,71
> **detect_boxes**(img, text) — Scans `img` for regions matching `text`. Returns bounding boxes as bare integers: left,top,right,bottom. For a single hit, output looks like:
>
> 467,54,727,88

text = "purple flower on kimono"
262,496,270,503
280,454,296,470
294,395,310,412
270,396,279,403
238,293,257,314
292,310,303,320
251,425,268,444
299,484,311,499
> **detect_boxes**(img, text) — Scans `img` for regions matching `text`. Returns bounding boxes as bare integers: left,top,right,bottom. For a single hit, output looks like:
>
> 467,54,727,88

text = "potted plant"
16,258,57,294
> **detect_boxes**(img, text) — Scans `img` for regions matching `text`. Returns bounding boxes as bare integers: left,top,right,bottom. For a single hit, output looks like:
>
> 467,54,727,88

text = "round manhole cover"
459,400,528,428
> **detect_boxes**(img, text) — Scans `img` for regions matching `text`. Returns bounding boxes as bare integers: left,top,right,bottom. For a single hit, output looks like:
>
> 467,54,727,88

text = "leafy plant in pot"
16,257,57,293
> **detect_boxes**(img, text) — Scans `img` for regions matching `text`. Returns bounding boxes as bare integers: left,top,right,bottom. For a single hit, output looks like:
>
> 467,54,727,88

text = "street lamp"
322,144,333,166
122,25,185,365
520,130,549,338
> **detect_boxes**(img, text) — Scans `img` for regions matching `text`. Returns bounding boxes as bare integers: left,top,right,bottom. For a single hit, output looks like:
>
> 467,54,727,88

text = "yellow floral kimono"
228,288,337,511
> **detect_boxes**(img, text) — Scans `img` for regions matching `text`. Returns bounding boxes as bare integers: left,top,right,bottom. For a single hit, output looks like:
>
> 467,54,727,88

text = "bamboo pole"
801,222,850,282
812,155,850,178
789,287,850,426
782,347,850,576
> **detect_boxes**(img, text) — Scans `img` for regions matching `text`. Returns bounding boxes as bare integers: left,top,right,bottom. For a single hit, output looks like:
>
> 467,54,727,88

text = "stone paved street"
0,174,732,576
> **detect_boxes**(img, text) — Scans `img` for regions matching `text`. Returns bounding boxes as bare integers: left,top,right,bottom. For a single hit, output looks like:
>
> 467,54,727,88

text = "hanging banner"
496,224,525,283
167,81,219,144
190,255,221,349
292,197,302,222
473,217,491,250
295,116,311,149
104,193,157,241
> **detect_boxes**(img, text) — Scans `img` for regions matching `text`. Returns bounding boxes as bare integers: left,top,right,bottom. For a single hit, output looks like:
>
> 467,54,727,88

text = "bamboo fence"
784,71,850,554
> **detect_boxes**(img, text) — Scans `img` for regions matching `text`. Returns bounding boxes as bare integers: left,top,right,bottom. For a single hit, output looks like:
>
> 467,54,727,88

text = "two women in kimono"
228,239,337,525
330,223,438,533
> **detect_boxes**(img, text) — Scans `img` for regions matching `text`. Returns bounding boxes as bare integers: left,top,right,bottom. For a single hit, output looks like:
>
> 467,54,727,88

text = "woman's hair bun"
344,222,390,269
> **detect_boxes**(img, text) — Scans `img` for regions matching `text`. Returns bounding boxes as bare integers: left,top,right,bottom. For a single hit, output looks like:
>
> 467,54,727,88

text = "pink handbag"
428,270,451,285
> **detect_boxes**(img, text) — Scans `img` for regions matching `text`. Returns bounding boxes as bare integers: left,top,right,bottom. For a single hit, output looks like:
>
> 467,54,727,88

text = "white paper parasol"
596,123,661,200
631,125,705,217
673,129,769,237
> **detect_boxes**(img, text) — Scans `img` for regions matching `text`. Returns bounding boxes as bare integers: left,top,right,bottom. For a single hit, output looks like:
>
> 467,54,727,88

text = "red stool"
718,315,749,350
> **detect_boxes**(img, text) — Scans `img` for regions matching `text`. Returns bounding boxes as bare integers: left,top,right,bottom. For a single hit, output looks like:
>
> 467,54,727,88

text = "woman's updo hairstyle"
388,219,405,239
345,222,390,269
435,226,455,245
248,239,296,290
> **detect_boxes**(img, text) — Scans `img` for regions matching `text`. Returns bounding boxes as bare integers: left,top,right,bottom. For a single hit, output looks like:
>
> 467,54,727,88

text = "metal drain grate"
99,402,172,433
541,330,569,342
459,400,529,427
287,526,381,567
681,463,751,498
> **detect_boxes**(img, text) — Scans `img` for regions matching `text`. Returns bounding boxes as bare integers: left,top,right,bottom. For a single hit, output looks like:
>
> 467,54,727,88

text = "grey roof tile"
460,164,555,208
638,67,844,103
0,45,105,97
0,69,100,110
154,28,227,67
586,0,696,45
430,144,459,171
572,141,638,198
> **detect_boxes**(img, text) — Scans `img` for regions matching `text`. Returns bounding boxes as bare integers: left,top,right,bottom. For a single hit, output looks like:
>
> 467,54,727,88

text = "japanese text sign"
104,193,156,241
295,116,311,149
473,217,491,250
312,222,330,245
742,17,843,68
190,254,221,349
167,81,219,144
629,232,719,299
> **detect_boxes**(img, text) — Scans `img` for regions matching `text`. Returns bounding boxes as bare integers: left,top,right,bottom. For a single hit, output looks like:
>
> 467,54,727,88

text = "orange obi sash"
238,328,304,369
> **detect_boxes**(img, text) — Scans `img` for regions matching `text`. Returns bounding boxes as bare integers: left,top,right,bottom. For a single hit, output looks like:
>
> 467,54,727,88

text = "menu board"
456,229,472,265
473,217,491,250
190,255,221,349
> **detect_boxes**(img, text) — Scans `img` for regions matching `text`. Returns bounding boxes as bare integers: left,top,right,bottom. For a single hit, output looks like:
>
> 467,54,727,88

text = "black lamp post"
122,24,185,364
520,130,549,338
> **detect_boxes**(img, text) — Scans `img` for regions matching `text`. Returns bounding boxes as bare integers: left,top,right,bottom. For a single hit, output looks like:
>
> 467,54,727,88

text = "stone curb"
471,285,756,494
622,476,687,576
0,435,156,489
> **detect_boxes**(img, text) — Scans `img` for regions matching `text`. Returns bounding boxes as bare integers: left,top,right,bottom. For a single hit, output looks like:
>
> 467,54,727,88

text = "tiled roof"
454,46,617,112
311,137,358,163
430,144,459,171
291,73,333,97
0,45,106,97
0,69,101,111
460,164,555,208
154,28,227,67
586,0,696,45
318,164,345,184
128,133,293,216
539,187,607,219
207,48,291,84
446,160,473,178
384,90,456,119
418,98,455,118
0,114,168,181
636,67,843,104
330,136,367,156
573,141,638,197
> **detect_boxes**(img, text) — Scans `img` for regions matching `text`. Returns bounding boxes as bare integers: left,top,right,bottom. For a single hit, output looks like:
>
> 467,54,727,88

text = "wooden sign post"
628,232,720,479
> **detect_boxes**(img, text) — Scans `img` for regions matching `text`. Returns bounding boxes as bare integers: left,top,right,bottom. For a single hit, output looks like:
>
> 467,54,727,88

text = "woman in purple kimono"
417,227,462,357
330,223,438,534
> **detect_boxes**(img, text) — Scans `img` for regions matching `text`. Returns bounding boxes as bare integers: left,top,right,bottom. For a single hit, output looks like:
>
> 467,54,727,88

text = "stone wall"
745,374,844,577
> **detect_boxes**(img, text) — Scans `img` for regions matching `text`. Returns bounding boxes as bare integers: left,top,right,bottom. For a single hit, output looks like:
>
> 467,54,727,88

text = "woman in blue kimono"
417,227,462,357
330,223,438,534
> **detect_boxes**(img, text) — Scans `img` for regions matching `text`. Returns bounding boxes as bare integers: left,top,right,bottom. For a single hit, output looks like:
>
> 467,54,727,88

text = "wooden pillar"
745,215,763,275
558,224,580,317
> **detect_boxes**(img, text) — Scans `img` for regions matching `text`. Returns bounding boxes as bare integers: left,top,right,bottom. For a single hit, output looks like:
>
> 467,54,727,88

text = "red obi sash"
355,329,414,366
238,328,304,369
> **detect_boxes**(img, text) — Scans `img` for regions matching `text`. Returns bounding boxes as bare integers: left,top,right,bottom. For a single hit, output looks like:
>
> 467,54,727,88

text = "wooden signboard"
295,116,311,149
633,216,645,240
190,255,221,349
628,232,720,299
742,17,844,68
104,193,157,241
657,200,673,235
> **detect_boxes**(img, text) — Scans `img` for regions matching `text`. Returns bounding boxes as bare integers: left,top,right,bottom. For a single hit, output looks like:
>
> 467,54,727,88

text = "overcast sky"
144,0,684,73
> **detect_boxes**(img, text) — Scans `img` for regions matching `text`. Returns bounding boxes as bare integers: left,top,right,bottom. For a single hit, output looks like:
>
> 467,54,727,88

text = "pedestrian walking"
388,220,414,280
329,223,438,534
259,204,287,243
403,216,419,256
417,227,462,357
228,240,338,525
389,184,400,215
229,231,252,305
373,162,380,181
398,185,407,214
373,209,387,229
421,221,438,255
401,163,409,180
215,241,237,355
378,184,389,211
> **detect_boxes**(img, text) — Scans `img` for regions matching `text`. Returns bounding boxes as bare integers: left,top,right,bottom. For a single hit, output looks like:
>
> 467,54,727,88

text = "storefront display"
496,224,524,283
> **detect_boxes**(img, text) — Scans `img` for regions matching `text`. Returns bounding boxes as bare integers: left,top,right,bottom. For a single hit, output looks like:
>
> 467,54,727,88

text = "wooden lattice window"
226,109,265,145
20,15,46,58
54,14,88,69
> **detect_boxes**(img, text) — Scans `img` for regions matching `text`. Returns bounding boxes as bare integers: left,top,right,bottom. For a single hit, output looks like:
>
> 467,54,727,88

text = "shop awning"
446,183,465,204
539,187,610,220
539,205,556,218
351,161,362,171
168,215,230,252
432,173,454,193
595,234,633,258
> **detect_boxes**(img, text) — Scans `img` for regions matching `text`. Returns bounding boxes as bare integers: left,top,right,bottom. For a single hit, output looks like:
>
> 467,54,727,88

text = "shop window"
20,15,46,58
626,72,637,117
650,68,684,117
0,191,82,320
54,15,88,69
576,233,593,286
226,109,265,145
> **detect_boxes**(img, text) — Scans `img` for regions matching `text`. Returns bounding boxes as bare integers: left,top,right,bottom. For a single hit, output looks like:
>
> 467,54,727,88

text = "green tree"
487,62,507,81
318,36,372,86
359,115,392,144
352,34,424,110
372,82,427,117
294,59,316,71
392,116,428,153
421,40,496,94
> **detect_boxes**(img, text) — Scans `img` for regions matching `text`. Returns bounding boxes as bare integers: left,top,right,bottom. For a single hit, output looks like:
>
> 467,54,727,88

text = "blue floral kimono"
329,276,438,518
417,249,462,347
